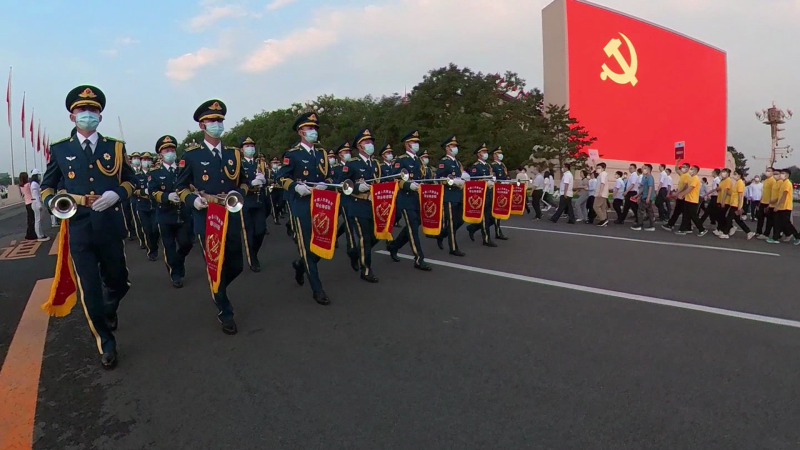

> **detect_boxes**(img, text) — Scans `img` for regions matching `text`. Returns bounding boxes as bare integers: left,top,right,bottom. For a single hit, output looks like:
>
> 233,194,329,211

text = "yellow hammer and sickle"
600,32,638,86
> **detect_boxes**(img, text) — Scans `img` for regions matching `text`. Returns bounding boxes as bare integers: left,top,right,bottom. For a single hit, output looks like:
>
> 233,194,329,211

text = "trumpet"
199,190,245,213
493,179,522,186
304,180,355,196
364,169,410,183
50,193,78,220
417,176,456,186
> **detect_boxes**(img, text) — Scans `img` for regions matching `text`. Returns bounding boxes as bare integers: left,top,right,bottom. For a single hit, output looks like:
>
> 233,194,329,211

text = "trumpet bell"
400,168,410,182
51,193,77,220
446,178,455,186
224,191,244,213
341,179,355,196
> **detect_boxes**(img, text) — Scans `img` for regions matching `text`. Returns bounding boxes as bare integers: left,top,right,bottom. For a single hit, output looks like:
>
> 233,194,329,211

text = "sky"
1,0,799,175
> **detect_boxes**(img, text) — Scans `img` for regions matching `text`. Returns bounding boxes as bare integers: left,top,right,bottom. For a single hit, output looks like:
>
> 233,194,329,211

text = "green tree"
532,104,596,172
727,145,749,177
0,172,12,186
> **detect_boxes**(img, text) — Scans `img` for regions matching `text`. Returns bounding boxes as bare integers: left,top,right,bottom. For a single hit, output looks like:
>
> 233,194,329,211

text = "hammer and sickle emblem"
600,32,638,86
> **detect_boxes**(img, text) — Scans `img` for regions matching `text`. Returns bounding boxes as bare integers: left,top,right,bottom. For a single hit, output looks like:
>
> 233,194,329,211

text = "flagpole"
6,67,15,185
118,116,125,141
22,98,28,173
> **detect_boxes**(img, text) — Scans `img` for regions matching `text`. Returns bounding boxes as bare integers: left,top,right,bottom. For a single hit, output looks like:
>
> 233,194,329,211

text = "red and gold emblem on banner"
462,180,487,224
510,184,526,216
492,182,513,220
420,184,444,235
41,221,78,317
310,188,340,259
371,181,399,240
204,202,229,293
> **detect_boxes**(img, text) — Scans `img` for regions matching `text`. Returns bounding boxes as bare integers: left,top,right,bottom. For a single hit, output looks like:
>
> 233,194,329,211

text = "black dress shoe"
313,290,331,306
250,262,261,273
292,260,305,286
436,237,444,250
483,241,498,248
388,246,400,262
127,236,135,241
172,279,184,289
106,312,118,331
222,319,238,335
414,261,433,271
360,273,379,283
468,229,476,241
449,250,466,257
148,254,158,262
101,350,118,370
495,234,509,241
350,256,360,272
286,224,293,237
140,245,146,250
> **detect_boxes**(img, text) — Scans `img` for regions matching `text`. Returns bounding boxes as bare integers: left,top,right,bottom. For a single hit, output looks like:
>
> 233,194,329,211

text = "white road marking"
502,225,780,257
377,251,800,330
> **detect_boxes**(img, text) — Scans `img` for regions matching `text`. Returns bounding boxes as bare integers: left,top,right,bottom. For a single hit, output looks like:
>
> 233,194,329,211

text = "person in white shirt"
612,171,626,219
616,163,639,224
28,168,50,241
573,170,590,222
664,168,674,217
655,164,671,221
550,163,575,223
515,167,531,214
593,163,610,226
586,171,598,224
530,166,545,220
543,170,555,211
748,176,762,220
700,169,721,227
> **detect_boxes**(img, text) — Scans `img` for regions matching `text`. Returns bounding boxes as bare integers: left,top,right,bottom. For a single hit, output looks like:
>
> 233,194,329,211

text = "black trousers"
70,237,130,354
438,202,465,252
158,220,193,282
773,210,799,240
197,212,243,323
241,202,267,267
25,204,37,240
679,202,705,232
756,203,773,236
130,202,144,247
717,205,732,233
531,190,543,219
618,191,638,223
467,199,496,244
292,205,324,294
389,208,426,264
350,215,376,277
137,209,159,257
612,198,624,218
725,207,751,234
699,196,718,225
667,199,685,228
655,187,669,220
587,195,596,223
550,195,575,223
121,199,135,238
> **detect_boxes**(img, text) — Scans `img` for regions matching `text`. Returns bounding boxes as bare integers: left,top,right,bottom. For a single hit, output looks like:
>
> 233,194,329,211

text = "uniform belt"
352,193,370,200
200,193,227,206
67,193,100,207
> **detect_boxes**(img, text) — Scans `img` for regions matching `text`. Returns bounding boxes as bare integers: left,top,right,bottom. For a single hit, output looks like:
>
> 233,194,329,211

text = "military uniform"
387,130,432,270
276,113,332,305
148,135,193,288
239,137,268,272
175,99,247,334
490,147,509,240
331,143,356,259
121,150,136,240
134,152,159,260
41,85,135,369
436,135,467,256
420,149,433,180
129,152,145,248
378,143,394,180
267,157,284,224
466,143,497,247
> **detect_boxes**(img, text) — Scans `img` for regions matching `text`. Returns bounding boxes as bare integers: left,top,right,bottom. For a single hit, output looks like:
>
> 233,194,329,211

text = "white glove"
487,180,494,188
314,183,328,190
193,196,208,210
452,178,465,188
91,191,120,212
251,178,265,187
410,182,420,192
145,188,149,195
358,183,370,193
168,192,180,203
461,172,471,181
295,183,312,197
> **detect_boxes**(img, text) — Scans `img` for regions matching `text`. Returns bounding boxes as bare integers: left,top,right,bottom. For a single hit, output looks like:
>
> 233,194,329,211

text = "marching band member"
135,152,159,261
148,135,193,288
175,99,248,335
420,149,433,179
239,137,268,272
387,130,432,271
466,143,497,247
276,112,332,305
342,128,380,283
41,84,136,369
436,135,468,256
331,142,356,259
490,146,510,241
378,143,394,178
128,151,144,245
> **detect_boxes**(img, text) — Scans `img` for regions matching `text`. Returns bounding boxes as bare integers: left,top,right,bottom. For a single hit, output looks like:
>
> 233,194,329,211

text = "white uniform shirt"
559,171,574,197
613,178,626,200
532,173,544,190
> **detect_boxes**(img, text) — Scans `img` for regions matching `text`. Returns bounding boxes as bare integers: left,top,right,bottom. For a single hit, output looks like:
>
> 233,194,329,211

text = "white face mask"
385,154,394,162
328,157,336,165
271,164,279,171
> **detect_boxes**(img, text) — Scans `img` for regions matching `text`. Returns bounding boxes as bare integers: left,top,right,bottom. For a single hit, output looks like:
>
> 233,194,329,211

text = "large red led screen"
565,0,727,168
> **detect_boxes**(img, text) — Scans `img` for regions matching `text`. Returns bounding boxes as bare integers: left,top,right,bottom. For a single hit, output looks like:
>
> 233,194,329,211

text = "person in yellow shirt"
663,162,690,231
712,169,732,236
756,167,775,239
766,169,784,240
675,165,707,236
719,169,754,240
767,169,800,245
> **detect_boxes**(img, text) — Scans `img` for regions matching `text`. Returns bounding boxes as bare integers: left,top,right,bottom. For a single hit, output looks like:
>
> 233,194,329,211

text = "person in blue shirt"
632,163,656,231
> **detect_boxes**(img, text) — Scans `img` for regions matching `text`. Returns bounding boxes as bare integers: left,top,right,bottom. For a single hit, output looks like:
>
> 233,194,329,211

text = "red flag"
44,136,50,162
36,123,41,152
5,67,10,128
20,92,25,138
30,109,34,146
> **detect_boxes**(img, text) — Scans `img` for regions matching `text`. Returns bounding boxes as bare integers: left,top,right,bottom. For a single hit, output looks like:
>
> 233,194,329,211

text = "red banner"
462,180,487,224
510,183,526,216
204,202,229,293
371,181,399,240
492,182,513,220
420,184,444,235
310,188,340,259
41,220,77,317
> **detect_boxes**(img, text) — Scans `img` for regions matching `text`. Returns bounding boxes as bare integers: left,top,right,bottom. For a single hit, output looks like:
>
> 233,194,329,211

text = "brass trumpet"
364,169,410,183
50,193,78,219
304,180,355,196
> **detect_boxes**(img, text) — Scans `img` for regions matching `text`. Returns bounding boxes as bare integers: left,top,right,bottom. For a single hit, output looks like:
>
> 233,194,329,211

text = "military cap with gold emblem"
155,135,178,153
130,151,141,158
420,149,430,158
270,156,279,163
380,143,393,155
292,112,319,131
474,143,488,155
65,85,106,112
400,130,420,143
140,152,153,160
336,142,351,154
240,136,256,147
491,145,503,155
440,135,458,148
193,99,226,122
352,128,374,147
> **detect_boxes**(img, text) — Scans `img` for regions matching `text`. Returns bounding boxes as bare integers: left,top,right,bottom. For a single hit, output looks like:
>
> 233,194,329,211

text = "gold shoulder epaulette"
184,142,201,151
287,145,301,153
398,154,409,159
225,146,238,151
51,136,70,146
103,135,124,143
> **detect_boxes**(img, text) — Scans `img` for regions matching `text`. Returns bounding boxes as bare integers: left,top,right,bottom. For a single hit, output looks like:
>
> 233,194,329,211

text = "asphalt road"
2,208,800,450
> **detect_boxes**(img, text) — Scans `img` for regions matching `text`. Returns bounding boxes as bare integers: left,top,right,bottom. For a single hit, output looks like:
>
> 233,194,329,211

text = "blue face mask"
480,153,488,161
450,146,459,156
243,146,256,157
410,143,420,153
304,129,318,143
142,160,152,169
162,152,177,164
421,158,429,166
363,143,375,156
342,153,351,162
131,158,141,167
205,122,224,138
385,154,394,162
74,111,100,132
497,154,504,162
